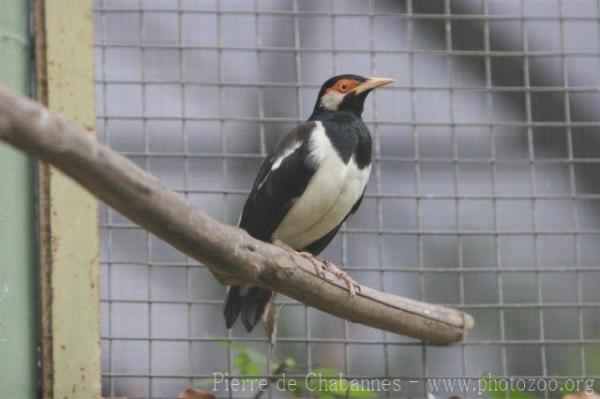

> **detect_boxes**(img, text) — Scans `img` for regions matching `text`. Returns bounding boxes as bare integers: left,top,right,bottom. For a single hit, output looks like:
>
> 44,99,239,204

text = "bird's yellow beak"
352,77,394,95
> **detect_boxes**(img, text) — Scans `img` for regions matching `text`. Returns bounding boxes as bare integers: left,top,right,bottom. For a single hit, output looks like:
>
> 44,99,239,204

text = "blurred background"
93,0,600,397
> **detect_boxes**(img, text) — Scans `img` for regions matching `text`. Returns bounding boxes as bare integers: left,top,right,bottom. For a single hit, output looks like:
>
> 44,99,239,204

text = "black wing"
239,122,318,241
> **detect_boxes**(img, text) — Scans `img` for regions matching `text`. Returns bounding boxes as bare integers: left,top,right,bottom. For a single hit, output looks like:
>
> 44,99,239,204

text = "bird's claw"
301,254,360,298
329,265,361,298
299,252,327,278
314,258,361,298
274,240,360,297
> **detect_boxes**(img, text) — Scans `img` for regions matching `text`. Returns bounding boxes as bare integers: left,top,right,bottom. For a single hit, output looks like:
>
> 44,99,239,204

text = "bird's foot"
274,240,325,278
321,261,361,298
299,252,327,279
273,239,359,296
299,252,360,298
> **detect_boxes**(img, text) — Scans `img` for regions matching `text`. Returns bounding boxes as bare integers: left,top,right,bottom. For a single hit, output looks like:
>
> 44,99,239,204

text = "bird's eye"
339,83,349,92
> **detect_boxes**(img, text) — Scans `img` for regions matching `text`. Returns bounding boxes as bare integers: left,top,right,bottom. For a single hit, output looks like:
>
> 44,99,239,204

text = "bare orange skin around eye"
325,79,359,94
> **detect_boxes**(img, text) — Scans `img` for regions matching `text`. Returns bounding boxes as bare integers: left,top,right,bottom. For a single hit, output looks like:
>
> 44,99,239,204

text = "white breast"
272,123,371,250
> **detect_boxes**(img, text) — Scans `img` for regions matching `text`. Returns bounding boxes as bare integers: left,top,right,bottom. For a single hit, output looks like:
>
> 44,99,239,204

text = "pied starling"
224,74,394,332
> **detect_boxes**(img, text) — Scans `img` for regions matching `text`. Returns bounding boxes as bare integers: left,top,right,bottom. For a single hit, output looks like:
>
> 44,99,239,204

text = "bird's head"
311,74,394,118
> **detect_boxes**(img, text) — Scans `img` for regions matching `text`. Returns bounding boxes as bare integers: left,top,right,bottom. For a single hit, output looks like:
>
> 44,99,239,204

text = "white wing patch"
306,122,329,167
272,140,302,171
257,140,302,190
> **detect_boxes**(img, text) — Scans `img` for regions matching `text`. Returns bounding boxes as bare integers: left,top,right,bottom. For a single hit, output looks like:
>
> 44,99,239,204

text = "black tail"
224,285,272,332
224,286,243,329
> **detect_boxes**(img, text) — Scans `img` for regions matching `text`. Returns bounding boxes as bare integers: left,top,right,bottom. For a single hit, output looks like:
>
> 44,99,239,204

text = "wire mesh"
93,0,600,398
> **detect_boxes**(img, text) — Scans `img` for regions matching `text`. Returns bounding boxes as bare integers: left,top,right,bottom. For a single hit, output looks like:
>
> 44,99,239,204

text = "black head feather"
310,74,370,118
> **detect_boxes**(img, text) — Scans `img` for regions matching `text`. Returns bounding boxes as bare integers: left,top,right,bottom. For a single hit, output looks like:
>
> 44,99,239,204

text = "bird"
223,74,394,333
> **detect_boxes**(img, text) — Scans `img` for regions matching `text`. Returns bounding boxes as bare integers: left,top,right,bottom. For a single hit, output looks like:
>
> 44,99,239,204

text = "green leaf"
347,386,376,399
328,380,375,399
217,341,269,376
312,368,342,377
558,380,577,395
212,342,376,398
243,346,269,371
233,351,263,377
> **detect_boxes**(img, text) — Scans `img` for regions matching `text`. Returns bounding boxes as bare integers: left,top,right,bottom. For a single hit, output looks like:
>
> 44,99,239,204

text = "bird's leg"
298,252,328,279
273,240,359,296
320,260,361,298
273,239,326,278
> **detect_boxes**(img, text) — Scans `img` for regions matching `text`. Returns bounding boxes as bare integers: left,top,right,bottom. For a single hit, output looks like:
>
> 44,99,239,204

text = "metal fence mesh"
93,0,600,397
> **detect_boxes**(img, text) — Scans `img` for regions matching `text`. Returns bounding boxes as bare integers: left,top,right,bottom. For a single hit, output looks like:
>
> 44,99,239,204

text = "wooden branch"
0,85,474,344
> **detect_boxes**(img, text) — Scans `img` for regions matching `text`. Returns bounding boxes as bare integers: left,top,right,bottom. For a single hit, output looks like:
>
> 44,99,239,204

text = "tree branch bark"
0,85,474,344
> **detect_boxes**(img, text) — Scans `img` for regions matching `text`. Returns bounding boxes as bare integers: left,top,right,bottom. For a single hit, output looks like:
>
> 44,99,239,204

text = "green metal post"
0,1,36,398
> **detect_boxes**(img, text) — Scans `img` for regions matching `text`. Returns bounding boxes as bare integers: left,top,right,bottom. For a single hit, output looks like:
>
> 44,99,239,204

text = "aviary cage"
93,0,600,398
